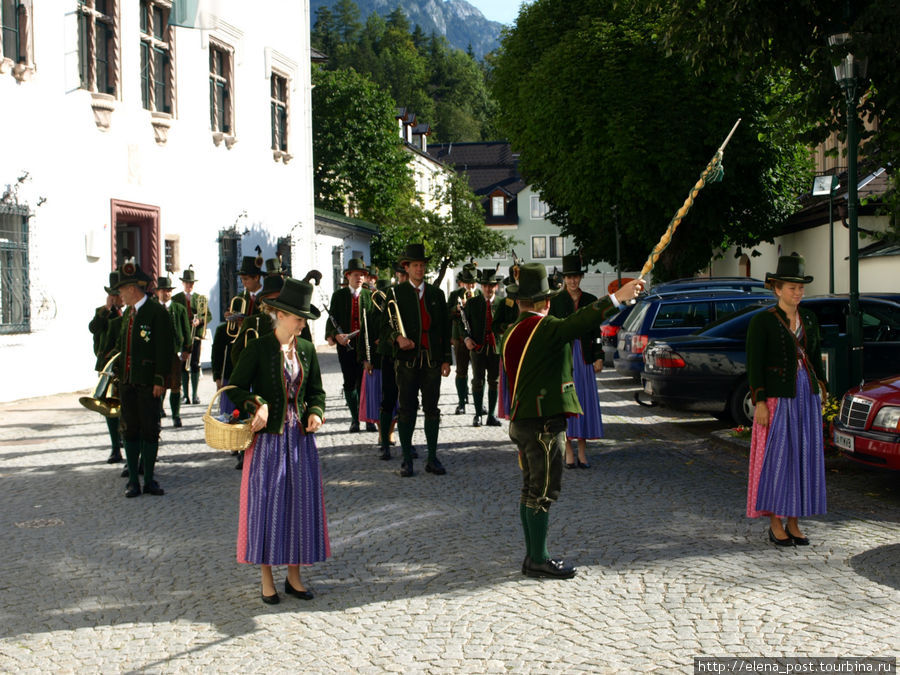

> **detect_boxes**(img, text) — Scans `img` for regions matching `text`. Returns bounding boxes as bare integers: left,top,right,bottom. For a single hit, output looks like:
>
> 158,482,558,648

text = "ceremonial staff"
638,119,742,280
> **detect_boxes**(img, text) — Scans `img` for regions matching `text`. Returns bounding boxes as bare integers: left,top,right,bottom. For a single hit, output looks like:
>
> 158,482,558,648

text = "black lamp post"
827,31,867,389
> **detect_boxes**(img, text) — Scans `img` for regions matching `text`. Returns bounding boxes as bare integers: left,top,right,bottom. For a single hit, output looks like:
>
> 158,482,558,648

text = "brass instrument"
458,295,473,339
387,297,407,339
225,295,247,339
79,351,121,418
186,294,209,371
371,288,387,312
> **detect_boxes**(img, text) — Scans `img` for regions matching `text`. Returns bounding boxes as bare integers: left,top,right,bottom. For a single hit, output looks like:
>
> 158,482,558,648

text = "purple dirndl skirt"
236,417,330,566
567,339,603,439
218,378,237,417
359,368,382,424
753,368,827,518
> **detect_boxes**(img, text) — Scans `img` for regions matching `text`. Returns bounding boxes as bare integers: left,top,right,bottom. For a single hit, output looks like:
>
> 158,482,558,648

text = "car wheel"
729,379,753,427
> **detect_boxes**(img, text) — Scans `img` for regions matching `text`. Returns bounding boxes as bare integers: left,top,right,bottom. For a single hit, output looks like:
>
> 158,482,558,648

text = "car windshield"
622,300,651,332
697,303,771,337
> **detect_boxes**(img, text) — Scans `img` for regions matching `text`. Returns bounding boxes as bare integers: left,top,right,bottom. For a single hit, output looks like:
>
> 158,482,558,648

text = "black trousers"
337,343,364,395
188,338,202,373
380,355,397,416
471,349,500,392
395,353,442,422
508,415,567,511
119,383,161,442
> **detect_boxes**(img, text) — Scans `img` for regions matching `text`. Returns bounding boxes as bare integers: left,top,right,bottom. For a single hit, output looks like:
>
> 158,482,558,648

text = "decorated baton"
638,118,742,280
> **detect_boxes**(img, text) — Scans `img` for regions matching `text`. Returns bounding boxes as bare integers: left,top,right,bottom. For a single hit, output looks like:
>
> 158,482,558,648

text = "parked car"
832,375,900,471
614,290,767,380
600,278,766,367
641,296,900,426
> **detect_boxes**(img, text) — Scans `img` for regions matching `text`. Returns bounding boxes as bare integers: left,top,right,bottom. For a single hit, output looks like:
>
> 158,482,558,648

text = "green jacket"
549,290,601,363
155,299,191,355
228,332,326,433
492,296,520,338
746,305,827,404
325,286,373,347
380,281,451,364
171,291,212,338
210,322,231,381
115,296,174,387
230,311,275,366
89,305,123,357
501,296,618,420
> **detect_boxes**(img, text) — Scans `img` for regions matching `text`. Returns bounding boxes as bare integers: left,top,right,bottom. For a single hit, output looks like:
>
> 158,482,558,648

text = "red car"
832,376,900,470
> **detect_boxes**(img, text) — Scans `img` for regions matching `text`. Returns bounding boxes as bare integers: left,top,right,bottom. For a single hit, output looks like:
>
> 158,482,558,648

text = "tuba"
79,351,121,418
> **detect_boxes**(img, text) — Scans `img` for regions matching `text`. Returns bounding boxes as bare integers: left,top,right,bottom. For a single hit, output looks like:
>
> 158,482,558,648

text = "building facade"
0,0,322,401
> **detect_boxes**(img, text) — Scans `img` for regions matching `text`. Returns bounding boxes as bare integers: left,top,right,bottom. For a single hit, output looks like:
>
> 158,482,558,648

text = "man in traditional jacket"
447,264,479,416
113,261,175,498
154,275,191,427
463,267,505,428
325,257,374,432
380,244,451,476
172,265,212,405
89,271,124,463
500,263,643,578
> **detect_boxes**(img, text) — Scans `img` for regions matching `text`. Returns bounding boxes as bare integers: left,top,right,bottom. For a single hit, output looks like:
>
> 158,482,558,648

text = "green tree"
489,0,812,278
311,67,414,223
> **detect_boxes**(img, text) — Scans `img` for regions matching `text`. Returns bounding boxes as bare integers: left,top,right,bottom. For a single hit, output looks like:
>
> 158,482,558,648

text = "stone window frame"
76,0,120,131
139,0,176,144
208,38,235,146
0,0,34,83
0,205,31,335
265,47,297,164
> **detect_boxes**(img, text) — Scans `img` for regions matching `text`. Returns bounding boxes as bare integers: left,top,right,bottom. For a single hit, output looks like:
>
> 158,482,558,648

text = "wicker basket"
203,386,254,451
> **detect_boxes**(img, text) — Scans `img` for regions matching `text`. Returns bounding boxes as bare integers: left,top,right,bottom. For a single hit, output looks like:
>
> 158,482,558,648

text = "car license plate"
833,431,854,452
643,380,653,395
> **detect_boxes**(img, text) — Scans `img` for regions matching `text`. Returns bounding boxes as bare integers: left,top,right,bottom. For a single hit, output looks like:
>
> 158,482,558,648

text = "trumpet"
387,298,406,339
79,351,121,418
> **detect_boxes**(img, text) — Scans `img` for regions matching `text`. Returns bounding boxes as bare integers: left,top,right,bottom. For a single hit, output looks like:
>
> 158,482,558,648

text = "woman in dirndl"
548,255,604,469
746,254,828,547
228,278,329,604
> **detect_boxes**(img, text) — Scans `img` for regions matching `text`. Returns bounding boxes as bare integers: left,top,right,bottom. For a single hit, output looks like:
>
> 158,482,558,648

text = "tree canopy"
489,0,813,278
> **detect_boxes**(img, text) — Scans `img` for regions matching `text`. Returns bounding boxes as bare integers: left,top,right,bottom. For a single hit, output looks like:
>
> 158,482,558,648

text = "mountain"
310,0,505,59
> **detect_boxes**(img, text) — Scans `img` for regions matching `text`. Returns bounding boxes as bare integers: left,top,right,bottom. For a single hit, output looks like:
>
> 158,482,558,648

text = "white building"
0,0,324,402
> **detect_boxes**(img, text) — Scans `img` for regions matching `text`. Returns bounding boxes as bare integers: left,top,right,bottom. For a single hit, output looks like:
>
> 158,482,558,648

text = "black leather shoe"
125,482,141,498
121,467,130,478
284,578,314,600
107,449,123,464
768,527,794,547
577,460,591,469
261,591,280,605
472,414,482,427
565,462,576,470
785,527,810,546
365,422,377,432
172,416,182,428
454,404,465,415
182,395,191,405
143,480,165,496
425,459,446,475
486,415,502,427
522,555,531,575
525,557,576,579
399,461,414,477
192,396,200,405
379,447,391,461
349,421,360,433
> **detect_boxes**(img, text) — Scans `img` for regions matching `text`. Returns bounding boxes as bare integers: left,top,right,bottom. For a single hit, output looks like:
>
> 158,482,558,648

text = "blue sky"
466,0,528,26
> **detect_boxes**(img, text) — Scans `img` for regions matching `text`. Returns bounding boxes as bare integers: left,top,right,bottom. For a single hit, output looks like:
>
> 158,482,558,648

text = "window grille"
0,207,30,334
271,73,288,151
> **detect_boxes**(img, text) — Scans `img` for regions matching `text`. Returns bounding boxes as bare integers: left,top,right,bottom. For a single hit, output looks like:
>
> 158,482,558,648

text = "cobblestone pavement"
1,348,898,673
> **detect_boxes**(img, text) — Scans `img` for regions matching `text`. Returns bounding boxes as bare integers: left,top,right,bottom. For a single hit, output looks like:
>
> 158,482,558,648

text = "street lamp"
811,174,838,293
827,31,868,389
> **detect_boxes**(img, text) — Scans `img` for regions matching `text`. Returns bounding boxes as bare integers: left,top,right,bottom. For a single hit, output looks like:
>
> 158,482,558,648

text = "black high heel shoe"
285,578,314,600
261,590,280,605
785,526,810,546
768,527,794,547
